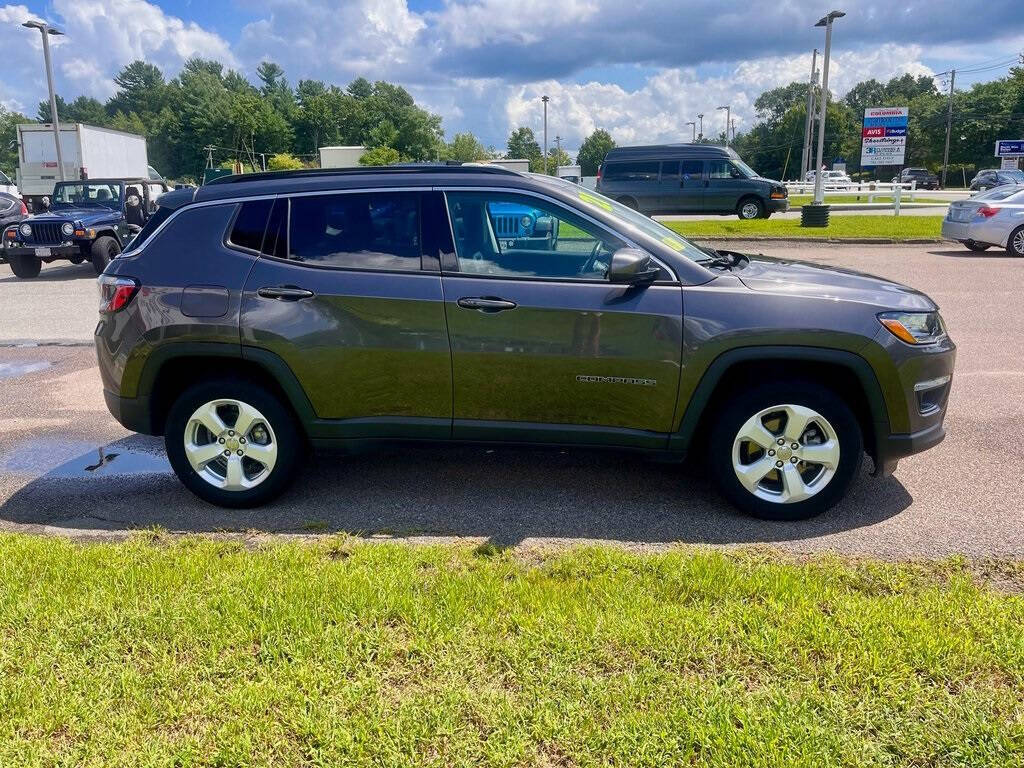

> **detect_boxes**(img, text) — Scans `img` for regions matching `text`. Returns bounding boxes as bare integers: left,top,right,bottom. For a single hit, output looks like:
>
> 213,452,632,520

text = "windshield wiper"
698,246,747,270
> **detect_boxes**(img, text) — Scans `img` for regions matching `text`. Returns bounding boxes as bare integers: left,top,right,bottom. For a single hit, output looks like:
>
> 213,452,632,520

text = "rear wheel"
7,254,41,278
164,379,303,508
709,381,863,520
737,197,765,220
961,240,991,252
1007,226,1024,257
616,196,638,211
91,236,120,275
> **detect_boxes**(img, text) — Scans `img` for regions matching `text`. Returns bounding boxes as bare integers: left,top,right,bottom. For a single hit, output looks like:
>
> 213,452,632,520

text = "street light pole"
23,20,66,182
554,135,561,174
801,48,818,180
686,121,696,142
812,11,844,205
940,69,956,189
541,95,549,174
717,105,730,146
697,113,704,141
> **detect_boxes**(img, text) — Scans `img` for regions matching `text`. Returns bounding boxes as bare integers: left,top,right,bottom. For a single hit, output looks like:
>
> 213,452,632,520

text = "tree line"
1,60,1020,184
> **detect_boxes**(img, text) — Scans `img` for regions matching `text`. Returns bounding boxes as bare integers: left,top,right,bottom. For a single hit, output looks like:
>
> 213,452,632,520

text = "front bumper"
3,243,81,261
768,198,789,213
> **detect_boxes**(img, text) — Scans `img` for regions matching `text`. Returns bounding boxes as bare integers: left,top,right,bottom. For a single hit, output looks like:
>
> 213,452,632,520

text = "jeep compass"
94,166,954,520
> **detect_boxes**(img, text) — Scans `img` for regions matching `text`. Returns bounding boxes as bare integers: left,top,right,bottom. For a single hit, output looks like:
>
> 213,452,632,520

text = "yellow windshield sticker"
660,235,686,252
577,190,612,211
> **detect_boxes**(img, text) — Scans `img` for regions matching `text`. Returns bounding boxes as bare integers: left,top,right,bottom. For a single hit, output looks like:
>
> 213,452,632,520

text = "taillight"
98,275,139,313
597,165,602,182
19,201,27,214
978,206,1000,218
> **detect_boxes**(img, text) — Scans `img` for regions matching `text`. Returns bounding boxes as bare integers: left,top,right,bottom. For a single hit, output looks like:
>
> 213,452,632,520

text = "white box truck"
556,164,583,184
16,123,150,208
486,158,530,173
319,146,367,169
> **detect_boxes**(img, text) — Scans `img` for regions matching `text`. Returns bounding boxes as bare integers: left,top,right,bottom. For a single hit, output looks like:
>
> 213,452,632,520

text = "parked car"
968,168,1024,191
804,170,853,188
894,168,940,189
0,192,28,265
93,165,953,520
1,177,168,278
596,144,788,219
942,185,1024,255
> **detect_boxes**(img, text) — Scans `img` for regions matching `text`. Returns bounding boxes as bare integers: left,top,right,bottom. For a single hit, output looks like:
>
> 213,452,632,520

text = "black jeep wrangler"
1,178,168,278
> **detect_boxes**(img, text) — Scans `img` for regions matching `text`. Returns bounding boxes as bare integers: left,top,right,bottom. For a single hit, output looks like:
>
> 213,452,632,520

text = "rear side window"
125,205,173,251
287,192,421,271
603,161,660,182
228,199,273,252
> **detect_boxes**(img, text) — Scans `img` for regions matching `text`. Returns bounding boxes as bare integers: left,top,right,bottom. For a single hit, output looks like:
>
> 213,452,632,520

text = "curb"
691,236,948,245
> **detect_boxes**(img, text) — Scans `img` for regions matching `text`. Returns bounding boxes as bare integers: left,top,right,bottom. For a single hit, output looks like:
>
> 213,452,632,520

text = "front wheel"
7,254,41,278
164,379,303,508
1007,226,1024,257
709,382,863,520
737,197,765,220
961,240,991,252
91,236,120,275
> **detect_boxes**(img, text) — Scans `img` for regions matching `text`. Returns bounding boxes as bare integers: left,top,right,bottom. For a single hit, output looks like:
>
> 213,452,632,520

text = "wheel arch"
671,346,890,463
137,343,316,438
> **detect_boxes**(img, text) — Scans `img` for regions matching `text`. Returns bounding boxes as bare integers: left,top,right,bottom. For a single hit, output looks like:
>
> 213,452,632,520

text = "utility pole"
697,113,704,141
812,11,845,206
801,48,819,180
541,95,549,174
941,69,955,189
686,121,696,142
730,118,736,144
717,105,730,146
23,20,66,182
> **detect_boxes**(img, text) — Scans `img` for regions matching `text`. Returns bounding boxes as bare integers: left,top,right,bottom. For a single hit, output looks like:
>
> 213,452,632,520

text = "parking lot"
1,241,1021,557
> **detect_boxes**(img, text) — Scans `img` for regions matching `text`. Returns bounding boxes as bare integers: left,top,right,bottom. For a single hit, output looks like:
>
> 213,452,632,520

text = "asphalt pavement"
1,242,1022,557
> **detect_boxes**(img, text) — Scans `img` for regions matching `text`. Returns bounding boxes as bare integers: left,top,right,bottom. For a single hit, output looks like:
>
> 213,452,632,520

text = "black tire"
737,197,765,220
70,254,85,265
708,380,863,521
7,254,41,278
164,379,303,508
1007,226,1024,257
617,196,638,211
961,240,991,252
91,236,120,275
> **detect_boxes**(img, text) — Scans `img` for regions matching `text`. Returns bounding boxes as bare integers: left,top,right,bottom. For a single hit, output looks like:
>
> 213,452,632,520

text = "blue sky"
3,1,1023,152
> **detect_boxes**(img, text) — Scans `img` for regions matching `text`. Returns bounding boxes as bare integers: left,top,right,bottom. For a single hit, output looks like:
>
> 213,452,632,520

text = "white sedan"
942,185,1024,256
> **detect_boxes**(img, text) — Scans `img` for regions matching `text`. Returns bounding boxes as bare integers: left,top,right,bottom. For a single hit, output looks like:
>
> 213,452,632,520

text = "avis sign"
860,107,908,167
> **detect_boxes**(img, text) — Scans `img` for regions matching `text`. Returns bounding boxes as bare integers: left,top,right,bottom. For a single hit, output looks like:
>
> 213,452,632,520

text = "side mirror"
534,215,553,237
608,247,659,285
127,224,142,234
40,196,50,210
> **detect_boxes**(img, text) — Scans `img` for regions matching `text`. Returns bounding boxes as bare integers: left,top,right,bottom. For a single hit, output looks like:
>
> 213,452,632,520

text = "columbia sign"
860,107,908,167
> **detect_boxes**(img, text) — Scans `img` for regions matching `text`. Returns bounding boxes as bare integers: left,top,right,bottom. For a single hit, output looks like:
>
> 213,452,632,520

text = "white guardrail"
784,180,919,206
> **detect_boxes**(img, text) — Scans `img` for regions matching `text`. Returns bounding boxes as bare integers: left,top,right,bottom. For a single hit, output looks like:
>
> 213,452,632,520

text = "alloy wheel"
731,403,840,504
740,202,760,219
184,398,278,491
1013,229,1024,256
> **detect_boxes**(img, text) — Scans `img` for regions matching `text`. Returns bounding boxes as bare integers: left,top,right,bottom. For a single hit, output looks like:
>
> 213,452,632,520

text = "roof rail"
205,164,520,185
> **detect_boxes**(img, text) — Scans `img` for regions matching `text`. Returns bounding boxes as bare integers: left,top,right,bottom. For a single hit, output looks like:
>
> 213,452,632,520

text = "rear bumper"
103,389,154,434
941,217,1009,247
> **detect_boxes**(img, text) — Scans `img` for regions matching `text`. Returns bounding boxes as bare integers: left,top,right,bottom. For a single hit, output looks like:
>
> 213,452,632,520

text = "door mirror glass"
608,247,659,284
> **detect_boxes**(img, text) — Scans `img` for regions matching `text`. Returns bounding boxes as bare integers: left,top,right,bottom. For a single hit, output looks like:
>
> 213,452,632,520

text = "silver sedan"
942,185,1024,255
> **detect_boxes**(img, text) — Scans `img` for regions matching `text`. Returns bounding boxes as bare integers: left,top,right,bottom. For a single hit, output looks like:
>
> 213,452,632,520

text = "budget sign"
860,107,908,167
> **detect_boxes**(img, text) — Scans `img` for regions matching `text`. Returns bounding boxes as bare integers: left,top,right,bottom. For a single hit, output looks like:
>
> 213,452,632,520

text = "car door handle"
257,285,315,301
457,297,517,312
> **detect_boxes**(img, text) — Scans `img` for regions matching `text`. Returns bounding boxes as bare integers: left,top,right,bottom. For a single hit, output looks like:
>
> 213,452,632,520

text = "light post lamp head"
23,19,64,35
815,10,845,26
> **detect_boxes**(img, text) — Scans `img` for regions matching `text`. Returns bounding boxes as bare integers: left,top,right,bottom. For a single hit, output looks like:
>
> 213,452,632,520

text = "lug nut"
777,438,785,445
791,457,798,464
223,450,230,456
239,437,246,444
775,460,783,468
791,443,799,450
218,437,225,444
236,450,243,456
768,449,775,456
228,430,235,436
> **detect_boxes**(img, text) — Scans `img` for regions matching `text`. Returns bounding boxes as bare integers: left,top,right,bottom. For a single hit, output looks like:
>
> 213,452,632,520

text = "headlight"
878,311,945,345
19,222,31,237
61,222,75,236
521,215,532,228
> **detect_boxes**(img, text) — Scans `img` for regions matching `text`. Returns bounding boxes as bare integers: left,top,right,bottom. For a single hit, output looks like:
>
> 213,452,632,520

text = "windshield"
52,182,122,209
732,158,758,178
1000,169,1024,181
530,174,715,263
0,170,10,185
973,185,1024,201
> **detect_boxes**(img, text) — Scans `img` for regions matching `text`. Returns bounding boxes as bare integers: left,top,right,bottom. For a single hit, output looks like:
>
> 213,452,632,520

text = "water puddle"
48,446,170,478
1,437,170,479
0,361,52,379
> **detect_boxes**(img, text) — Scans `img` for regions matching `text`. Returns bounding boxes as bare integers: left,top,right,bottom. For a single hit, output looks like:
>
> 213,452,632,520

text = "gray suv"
95,166,954,520
596,144,789,219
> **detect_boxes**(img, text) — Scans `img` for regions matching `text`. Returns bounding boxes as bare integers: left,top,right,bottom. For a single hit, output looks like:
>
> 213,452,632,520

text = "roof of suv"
190,164,532,204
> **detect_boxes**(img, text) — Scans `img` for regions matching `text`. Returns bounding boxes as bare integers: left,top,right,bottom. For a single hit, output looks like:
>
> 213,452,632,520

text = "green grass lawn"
665,215,945,241
1,534,1021,766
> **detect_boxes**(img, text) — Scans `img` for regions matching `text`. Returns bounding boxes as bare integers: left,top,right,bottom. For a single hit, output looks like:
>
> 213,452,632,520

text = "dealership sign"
995,140,1024,157
860,107,908,166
